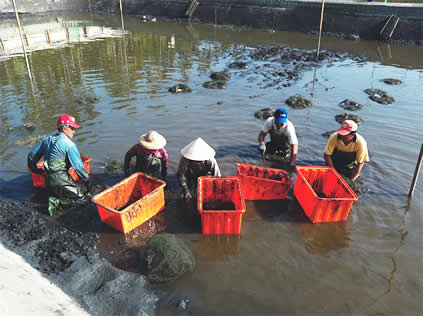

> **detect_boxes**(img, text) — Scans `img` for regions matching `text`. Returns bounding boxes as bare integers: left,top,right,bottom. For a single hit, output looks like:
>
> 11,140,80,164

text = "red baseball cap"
337,120,357,135
57,114,80,128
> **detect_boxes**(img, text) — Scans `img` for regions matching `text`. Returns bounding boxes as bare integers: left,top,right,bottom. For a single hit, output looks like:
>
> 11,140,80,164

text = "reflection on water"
1,13,422,316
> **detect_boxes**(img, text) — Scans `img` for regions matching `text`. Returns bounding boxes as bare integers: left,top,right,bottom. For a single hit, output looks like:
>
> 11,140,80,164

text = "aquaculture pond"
0,13,422,315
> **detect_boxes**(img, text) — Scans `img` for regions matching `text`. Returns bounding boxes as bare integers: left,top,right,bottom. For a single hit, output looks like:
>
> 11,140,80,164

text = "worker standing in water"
324,120,369,180
258,107,298,169
28,114,90,215
124,131,168,181
177,137,221,199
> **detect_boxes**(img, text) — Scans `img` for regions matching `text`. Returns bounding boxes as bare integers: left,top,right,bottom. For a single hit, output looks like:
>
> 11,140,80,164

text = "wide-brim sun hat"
180,137,216,161
139,131,167,150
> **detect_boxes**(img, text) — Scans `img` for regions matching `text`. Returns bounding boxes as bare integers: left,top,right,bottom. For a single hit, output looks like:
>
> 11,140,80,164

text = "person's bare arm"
324,153,334,168
289,144,298,166
258,130,267,144
351,162,364,180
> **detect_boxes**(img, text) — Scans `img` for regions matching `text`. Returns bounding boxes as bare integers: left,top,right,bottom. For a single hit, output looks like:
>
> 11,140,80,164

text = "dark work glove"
161,167,168,180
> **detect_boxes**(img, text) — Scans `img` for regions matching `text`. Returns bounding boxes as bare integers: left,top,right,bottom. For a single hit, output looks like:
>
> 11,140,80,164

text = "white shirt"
262,117,298,145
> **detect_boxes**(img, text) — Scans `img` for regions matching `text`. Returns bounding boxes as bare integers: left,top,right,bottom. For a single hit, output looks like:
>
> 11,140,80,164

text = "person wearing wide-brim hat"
124,131,168,180
177,137,221,199
324,120,369,180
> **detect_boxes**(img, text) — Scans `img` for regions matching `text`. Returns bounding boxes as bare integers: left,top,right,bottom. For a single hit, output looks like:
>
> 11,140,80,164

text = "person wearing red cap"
28,114,90,214
324,120,369,180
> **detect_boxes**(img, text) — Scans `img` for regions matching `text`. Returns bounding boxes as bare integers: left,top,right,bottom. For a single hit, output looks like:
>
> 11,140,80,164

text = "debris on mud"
339,99,363,111
286,96,312,109
212,45,365,90
364,88,395,104
15,134,46,147
335,113,363,125
137,14,157,22
229,61,249,69
322,130,336,138
210,72,231,81
369,94,395,104
254,108,274,120
202,81,227,89
24,122,36,131
168,84,192,93
382,78,402,85
345,34,360,41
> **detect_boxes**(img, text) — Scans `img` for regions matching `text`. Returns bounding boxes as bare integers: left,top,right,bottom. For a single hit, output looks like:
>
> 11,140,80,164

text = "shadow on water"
288,196,351,256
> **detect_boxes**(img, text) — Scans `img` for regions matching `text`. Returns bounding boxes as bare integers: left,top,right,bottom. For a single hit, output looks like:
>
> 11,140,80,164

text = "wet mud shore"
0,199,158,315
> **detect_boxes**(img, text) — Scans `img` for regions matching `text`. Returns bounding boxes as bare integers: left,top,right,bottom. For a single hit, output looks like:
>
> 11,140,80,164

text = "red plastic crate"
236,163,293,200
294,166,358,223
91,172,166,233
29,155,92,188
197,176,246,235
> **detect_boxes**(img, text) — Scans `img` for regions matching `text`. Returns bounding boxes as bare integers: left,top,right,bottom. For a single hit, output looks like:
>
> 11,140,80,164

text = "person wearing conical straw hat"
177,137,221,199
124,131,168,180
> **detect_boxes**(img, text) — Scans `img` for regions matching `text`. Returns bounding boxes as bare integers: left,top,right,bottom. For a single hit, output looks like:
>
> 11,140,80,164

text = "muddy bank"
0,199,158,316
0,0,422,44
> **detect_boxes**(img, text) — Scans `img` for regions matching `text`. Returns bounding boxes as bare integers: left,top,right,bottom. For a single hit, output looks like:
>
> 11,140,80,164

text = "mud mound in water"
286,96,312,109
339,99,363,111
322,130,336,138
382,78,402,85
335,113,363,125
254,108,274,120
369,94,395,104
73,95,99,105
15,134,46,147
210,72,231,81
364,88,395,104
168,84,192,93
202,81,227,89
229,61,249,69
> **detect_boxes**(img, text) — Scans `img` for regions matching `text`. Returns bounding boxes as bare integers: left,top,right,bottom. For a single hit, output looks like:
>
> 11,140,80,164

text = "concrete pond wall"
0,0,422,42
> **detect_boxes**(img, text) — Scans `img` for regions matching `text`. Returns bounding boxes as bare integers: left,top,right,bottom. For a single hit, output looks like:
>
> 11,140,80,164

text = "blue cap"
274,108,288,124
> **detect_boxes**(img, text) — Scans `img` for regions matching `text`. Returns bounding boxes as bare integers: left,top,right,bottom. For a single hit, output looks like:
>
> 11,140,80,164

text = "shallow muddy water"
0,13,422,315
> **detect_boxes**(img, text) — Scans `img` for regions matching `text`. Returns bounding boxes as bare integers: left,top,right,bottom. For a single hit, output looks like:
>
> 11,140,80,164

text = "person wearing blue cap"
258,107,298,167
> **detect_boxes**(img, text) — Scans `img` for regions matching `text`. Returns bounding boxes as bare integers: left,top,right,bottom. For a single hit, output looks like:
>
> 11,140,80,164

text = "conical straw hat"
180,137,216,161
139,131,166,150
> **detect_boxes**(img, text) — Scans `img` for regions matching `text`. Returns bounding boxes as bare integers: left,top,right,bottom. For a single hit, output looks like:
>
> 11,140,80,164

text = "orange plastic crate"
236,163,293,200
197,177,246,235
29,155,92,188
294,166,358,223
91,172,166,233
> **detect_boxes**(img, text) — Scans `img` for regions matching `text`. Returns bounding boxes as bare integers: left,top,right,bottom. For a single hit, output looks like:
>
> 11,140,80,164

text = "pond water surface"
0,13,422,315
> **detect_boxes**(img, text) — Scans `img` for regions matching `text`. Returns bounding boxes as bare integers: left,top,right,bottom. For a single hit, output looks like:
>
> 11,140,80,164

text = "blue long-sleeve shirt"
27,132,89,182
